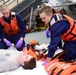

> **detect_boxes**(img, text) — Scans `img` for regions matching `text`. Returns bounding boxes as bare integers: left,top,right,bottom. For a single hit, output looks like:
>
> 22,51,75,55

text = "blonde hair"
39,6,53,15
0,4,9,12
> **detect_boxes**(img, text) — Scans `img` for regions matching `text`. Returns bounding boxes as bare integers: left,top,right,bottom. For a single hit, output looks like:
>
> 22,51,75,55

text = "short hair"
22,58,36,69
39,6,53,15
0,4,9,12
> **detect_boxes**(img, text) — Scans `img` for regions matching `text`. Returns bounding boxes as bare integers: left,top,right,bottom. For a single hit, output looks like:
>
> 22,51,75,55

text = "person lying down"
0,47,36,73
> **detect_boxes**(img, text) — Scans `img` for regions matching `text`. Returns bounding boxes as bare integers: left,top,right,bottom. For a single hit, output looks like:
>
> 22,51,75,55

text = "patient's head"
22,58,36,69
18,52,36,69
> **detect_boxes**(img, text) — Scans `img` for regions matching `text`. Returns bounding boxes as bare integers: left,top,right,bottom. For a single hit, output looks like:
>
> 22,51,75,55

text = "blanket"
0,61,47,75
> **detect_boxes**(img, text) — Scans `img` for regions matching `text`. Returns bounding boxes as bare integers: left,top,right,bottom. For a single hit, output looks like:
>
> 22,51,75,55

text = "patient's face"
18,52,32,66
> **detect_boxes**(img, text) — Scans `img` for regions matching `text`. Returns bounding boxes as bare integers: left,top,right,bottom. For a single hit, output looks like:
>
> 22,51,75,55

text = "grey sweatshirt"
0,49,21,73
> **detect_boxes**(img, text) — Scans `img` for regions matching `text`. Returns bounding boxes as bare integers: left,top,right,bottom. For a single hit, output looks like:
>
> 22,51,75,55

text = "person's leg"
61,41,76,61
58,39,62,49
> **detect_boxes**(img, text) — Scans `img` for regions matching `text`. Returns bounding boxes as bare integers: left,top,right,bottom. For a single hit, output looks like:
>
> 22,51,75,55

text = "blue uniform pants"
60,41,76,61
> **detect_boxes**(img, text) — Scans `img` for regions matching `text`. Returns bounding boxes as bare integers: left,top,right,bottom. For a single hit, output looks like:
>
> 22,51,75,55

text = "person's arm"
0,24,6,40
47,20,70,60
0,23,12,46
14,14,26,39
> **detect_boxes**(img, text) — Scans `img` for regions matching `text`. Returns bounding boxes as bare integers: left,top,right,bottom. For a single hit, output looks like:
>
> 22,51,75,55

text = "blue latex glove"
25,44,29,47
16,40,23,48
45,28,50,38
42,60,48,66
5,40,12,47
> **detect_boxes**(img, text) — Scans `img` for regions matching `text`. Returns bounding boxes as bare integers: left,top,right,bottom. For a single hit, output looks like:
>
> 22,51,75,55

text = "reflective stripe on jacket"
44,58,76,75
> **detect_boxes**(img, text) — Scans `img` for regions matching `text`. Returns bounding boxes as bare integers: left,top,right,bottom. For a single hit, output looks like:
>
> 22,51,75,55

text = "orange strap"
22,47,37,60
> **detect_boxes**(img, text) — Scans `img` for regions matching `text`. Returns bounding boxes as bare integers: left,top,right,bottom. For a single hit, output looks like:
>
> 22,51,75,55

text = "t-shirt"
0,47,22,73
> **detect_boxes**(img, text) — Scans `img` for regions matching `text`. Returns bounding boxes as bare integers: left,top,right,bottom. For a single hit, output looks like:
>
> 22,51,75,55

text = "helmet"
29,40,37,45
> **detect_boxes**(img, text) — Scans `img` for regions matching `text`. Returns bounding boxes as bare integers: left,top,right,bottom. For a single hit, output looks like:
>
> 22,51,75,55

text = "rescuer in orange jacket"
0,4,26,51
39,6,76,62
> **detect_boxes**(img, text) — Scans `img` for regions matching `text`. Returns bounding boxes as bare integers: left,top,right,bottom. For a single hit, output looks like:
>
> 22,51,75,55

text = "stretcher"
1,47,76,75
0,46,47,75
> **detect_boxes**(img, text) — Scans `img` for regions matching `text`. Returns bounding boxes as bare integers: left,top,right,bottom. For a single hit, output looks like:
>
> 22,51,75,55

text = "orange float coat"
44,52,76,75
62,15,76,41
50,14,76,41
44,59,76,75
0,15,21,36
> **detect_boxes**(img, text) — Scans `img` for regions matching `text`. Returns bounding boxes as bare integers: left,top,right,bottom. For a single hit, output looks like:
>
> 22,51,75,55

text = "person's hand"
45,28,50,38
47,57,52,62
42,60,48,66
16,40,23,48
5,40,12,47
42,57,52,66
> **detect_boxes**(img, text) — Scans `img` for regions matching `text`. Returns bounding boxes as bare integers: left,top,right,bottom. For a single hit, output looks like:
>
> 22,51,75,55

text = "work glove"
45,28,50,38
16,40,23,48
5,40,12,47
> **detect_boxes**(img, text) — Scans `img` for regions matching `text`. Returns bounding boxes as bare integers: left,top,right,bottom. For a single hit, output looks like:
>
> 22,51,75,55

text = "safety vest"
49,14,76,41
44,59,76,75
0,13,21,36
44,51,76,75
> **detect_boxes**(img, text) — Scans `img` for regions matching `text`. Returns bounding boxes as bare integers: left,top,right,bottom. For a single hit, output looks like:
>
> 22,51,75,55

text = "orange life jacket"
22,47,38,60
44,52,76,75
70,73,76,75
22,45,47,61
0,13,21,36
45,60,76,75
44,59,76,75
62,15,76,41
50,14,76,41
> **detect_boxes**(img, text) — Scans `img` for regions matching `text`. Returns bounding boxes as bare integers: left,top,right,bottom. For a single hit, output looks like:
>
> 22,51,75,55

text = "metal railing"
0,0,24,9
